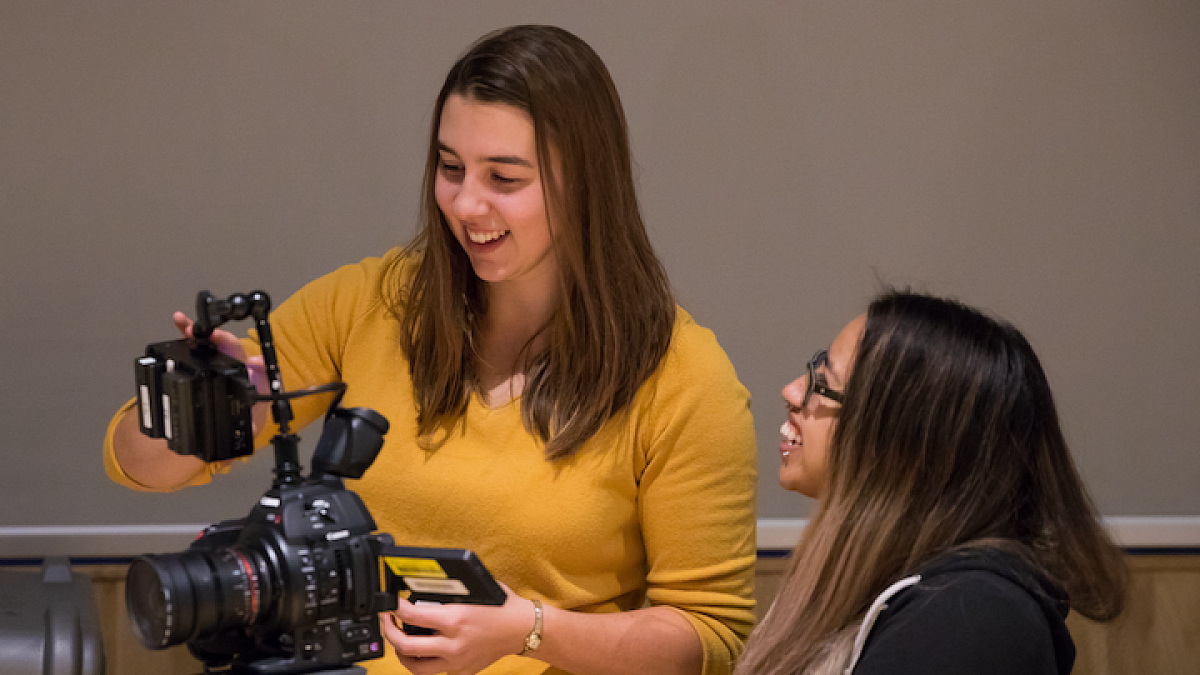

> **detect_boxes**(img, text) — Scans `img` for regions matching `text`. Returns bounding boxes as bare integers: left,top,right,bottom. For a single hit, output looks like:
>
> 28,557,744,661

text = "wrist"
517,597,543,657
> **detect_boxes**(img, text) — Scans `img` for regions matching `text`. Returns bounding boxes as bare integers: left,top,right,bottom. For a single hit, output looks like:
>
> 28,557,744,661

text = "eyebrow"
437,142,535,168
819,351,845,388
822,369,841,389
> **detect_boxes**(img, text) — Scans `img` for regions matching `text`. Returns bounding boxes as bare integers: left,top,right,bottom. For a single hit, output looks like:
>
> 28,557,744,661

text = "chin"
778,473,802,494
780,476,819,499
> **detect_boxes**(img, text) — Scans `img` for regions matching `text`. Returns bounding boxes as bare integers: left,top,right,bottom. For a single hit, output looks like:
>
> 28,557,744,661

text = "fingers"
173,311,249,363
379,610,455,674
168,310,270,437
173,311,194,340
245,356,269,393
380,595,532,674
382,599,441,641
208,328,248,361
392,598,452,636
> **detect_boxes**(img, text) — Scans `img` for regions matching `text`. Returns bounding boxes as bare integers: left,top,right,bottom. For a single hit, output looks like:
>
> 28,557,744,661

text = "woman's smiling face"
778,314,865,499
434,94,558,292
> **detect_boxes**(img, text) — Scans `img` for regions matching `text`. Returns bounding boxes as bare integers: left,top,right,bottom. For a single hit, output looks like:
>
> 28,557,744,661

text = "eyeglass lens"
802,350,829,409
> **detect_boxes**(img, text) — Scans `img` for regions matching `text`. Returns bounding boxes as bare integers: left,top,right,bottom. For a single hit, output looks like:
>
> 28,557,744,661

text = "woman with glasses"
736,290,1127,675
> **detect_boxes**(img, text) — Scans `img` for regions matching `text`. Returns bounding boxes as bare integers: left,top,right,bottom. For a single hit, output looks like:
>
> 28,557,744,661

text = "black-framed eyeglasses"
803,349,844,409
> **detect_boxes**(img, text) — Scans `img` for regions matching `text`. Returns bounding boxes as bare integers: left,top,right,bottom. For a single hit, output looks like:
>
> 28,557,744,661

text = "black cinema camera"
125,291,398,674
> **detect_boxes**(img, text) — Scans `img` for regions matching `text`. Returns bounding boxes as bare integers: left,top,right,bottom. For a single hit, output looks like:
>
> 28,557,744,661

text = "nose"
782,376,806,409
452,176,490,219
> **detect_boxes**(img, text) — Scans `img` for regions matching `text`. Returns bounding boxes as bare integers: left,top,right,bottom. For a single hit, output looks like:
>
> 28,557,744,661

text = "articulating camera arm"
192,290,294,434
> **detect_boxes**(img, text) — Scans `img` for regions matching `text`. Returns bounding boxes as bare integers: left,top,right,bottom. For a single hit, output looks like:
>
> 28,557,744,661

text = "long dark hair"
736,290,1127,673
383,25,675,459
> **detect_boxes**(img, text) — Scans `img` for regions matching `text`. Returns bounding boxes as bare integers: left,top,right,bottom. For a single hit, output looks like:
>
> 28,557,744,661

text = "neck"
484,276,558,342
475,274,559,403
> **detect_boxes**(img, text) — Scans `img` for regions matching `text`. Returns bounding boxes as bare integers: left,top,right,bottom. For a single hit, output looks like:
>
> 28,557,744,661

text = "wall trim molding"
759,516,1200,550
0,524,211,558
2,516,1199,558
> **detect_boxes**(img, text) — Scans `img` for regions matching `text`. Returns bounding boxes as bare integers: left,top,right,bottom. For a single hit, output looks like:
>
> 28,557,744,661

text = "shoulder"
898,569,1057,628
299,247,408,297
629,307,754,461
264,249,413,353
280,248,410,316
853,569,1070,675
638,307,750,420
657,307,744,387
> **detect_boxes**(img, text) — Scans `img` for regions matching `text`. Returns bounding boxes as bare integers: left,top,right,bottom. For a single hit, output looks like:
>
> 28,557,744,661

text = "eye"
438,157,464,178
491,171,532,193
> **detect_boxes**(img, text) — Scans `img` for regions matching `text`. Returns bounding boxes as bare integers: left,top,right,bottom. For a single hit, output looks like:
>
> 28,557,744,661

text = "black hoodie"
849,546,1075,675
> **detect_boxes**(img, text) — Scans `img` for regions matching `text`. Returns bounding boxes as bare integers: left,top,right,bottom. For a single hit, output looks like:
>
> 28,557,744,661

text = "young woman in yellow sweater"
104,25,757,675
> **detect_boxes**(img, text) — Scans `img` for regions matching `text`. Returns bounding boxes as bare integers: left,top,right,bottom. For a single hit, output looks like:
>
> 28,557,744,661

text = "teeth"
780,421,800,446
467,229,507,244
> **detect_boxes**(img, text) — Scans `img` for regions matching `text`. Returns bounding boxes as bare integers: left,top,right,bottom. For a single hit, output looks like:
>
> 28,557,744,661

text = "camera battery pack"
135,338,256,461
0,558,105,675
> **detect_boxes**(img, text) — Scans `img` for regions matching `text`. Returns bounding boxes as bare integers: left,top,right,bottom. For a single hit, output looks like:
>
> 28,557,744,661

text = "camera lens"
125,547,272,649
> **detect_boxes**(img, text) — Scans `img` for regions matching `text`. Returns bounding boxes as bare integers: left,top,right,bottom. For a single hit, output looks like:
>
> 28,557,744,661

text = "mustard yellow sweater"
105,251,758,675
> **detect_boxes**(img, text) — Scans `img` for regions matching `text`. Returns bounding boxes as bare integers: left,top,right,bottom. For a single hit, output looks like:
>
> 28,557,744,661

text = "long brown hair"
736,290,1127,673
383,25,675,459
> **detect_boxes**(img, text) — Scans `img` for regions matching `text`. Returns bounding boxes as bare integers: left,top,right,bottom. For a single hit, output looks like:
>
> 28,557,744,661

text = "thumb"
246,356,270,394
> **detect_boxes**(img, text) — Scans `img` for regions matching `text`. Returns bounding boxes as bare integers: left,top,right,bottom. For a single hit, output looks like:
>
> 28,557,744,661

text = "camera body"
128,461,397,673
125,291,398,674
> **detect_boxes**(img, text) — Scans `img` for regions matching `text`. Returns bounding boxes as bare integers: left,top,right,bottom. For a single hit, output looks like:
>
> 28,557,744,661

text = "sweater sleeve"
637,313,758,675
102,397,232,491
852,572,1066,675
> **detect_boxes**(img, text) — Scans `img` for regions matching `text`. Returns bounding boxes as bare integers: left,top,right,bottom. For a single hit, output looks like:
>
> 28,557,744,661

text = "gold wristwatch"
518,598,543,656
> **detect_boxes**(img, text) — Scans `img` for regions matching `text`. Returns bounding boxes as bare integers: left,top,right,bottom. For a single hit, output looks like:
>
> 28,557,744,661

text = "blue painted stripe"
0,556,136,567
758,547,1200,557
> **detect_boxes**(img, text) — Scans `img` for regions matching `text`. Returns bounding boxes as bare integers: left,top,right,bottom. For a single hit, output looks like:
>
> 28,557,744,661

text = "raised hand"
173,309,270,405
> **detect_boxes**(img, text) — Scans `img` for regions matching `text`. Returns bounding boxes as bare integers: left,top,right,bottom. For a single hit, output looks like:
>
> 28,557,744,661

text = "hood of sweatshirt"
904,546,1074,673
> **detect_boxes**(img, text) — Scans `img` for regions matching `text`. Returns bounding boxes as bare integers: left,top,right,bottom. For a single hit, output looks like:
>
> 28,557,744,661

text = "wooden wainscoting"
1068,555,1200,675
86,565,204,675
80,554,1200,674
755,553,1200,675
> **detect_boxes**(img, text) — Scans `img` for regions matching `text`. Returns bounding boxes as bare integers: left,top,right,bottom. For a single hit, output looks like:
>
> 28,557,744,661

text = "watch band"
518,598,543,656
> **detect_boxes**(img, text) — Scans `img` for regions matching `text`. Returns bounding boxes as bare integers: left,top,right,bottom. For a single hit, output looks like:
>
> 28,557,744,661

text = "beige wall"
2,2,1199,533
